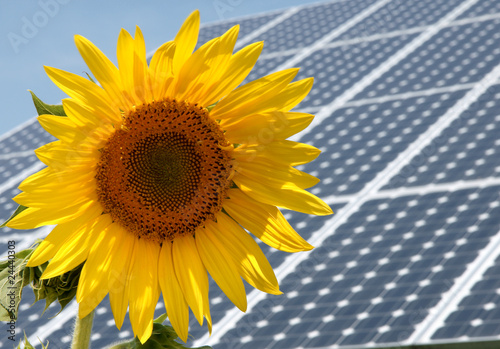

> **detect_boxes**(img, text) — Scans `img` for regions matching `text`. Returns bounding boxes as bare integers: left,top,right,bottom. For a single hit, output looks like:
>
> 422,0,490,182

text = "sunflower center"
95,99,233,242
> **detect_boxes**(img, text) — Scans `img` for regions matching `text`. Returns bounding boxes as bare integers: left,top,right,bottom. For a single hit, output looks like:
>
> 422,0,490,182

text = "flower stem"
71,309,95,349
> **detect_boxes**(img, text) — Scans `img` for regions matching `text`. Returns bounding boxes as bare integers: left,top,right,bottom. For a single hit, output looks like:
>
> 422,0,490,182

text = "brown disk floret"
95,99,233,242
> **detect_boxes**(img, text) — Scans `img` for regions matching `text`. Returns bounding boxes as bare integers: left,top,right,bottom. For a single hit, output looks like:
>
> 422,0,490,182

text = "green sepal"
15,332,49,348
206,102,217,112
29,90,66,117
0,244,82,322
108,314,212,349
85,72,96,83
31,261,82,316
0,248,34,321
0,205,28,228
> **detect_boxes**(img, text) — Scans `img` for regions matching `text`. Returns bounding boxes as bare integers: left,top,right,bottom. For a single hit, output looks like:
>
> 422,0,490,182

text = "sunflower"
7,10,332,343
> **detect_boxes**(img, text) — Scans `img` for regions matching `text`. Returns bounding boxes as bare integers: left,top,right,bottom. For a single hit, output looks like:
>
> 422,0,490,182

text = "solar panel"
2,0,500,347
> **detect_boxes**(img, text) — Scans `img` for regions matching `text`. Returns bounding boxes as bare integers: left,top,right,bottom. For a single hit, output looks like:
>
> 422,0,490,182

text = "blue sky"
0,0,322,135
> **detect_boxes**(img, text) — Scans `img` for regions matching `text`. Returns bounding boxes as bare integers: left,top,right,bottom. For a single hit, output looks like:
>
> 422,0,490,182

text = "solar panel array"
1,0,500,348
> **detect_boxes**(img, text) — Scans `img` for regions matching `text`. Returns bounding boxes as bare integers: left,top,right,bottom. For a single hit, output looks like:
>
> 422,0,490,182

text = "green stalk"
71,309,95,349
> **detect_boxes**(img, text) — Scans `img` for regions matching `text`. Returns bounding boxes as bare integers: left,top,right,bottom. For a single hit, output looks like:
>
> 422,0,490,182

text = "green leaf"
0,204,28,228
29,90,66,117
0,248,34,321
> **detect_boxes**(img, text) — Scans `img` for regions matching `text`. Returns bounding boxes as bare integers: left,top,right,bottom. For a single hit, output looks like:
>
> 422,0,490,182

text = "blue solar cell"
299,90,466,196
252,321,289,337
197,11,283,48
340,330,377,345
376,327,412,343
457,0,500,19
405,297,439,312
355,314,393,330
306,332,342,347
339,0,466,40
296,34,418,108
433,323,469,339
355,19,500,99
386,84,500,189
471,323,500,337
257,0,378,54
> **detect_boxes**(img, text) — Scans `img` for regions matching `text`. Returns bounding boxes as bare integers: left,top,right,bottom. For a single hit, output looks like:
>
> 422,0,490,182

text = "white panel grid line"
0,150,37,160
450,11,500,26
293,0,481,139
341,83,477,107
194,0,487,346
323,177,500,206
370,177,500,201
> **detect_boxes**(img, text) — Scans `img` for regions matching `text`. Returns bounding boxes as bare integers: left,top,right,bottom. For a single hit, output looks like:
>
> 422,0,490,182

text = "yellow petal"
37,114,86,145
108,225,136,329
202,41,263,106
6,199,98,229
149,41,176,100
172,37,221,103
211,68,298,121
275,78,314,112
117,28,145,105
128,238,160,343
44,66,121,123
191,25,240,106
172,234,209,326
196,227,247,311
206,214,281,295
235,140,321,166
233,156,319,189
19,166,85,191
74,35,130,111
172,10,200,76
222,77,313,117
222,111,314,144
233,173,333,216
133,27,152,103
62,98,115,133
26,204,103,267
270,112,315,140
158,242,190,342
14,185,95,209
41,214,112,279
77,220,122,318
224,189,313,252
35,140,99,170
